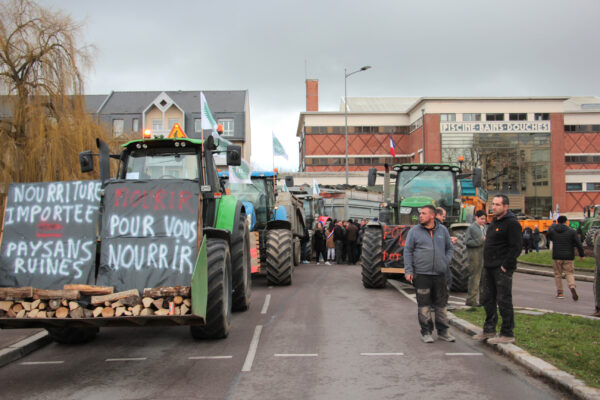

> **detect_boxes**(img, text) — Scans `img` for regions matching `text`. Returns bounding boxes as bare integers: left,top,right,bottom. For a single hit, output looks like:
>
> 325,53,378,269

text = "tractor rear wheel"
293,237,301,266
449,231,469,292
231,209,251,311
190,238,232,340
585,228,598,247
266,229,293,286
361,227,386,289
46,327,98,344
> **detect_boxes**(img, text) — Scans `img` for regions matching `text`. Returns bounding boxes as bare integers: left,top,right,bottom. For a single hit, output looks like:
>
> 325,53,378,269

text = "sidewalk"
0,328,51,368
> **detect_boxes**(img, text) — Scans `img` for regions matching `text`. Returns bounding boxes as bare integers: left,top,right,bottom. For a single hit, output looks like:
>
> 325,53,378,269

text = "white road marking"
241,325,263,372
261,294,271,314
274,353,318,357
105,358,147,362
21,361,64,365
189,356,233,360
360,352,405,356
445,352,483,356
448,300,464,305
387,280,417,304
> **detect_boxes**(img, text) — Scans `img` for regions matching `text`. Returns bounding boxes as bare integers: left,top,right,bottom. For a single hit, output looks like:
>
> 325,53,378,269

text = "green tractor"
361,163,482,291
0,131,251,343
581,204,600,247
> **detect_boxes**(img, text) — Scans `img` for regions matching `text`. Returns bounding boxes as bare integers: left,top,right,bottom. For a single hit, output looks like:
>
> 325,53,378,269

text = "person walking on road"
313,221,327,265
546,215,584,300
465,210,487,307
404,205,455,343
326,224,335,264
533,227,541,252
333,220,346,265
345,219,359,264
473,194,522,344
522,227,533,254
593,232,600,317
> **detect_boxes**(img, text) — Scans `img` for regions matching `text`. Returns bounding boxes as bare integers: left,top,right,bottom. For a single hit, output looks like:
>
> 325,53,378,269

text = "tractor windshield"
125,149,199,180
396,170,455,208
227,179,269,226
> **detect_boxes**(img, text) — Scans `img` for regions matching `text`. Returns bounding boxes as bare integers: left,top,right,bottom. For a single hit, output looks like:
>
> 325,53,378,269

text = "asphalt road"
0,264,568,400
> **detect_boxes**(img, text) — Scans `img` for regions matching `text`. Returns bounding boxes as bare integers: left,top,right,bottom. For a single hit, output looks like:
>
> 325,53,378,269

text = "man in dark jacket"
345,219,359,264
473,195,522,344
405,205,455,343
547,215,584,300
333,220,346,264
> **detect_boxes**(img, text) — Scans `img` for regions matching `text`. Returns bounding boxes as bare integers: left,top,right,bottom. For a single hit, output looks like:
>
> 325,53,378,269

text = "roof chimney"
306,79,318,112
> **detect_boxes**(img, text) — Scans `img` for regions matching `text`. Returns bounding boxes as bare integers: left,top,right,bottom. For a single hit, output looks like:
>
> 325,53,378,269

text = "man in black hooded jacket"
547,215,584,300
473,194,522,344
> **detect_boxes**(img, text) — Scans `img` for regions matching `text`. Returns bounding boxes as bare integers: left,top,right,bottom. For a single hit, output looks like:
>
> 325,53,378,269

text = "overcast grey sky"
42,0,600,170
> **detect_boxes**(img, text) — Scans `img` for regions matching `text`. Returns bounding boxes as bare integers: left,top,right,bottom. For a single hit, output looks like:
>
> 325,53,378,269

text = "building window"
566,154,600,163
486,113,504,121
195,119,202,132
168,118,179,130
218,119,234,136
587,183,600,191
509,113,527,121
463,113,481,121
440,113,456,122
152,119,162,131
112,119,124,137
564,124,600,133
132,118,139,132
566,183,582,191
534,113,549,121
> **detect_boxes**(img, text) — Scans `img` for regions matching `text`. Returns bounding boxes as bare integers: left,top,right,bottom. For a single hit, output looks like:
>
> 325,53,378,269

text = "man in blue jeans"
473,194,522,344
405,205,455,343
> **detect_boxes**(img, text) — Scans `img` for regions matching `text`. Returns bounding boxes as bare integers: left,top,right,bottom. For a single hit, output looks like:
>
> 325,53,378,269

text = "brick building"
296,82,600,217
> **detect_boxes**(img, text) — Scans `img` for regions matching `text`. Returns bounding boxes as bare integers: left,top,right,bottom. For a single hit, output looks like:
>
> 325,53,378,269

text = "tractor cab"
392,164,461,226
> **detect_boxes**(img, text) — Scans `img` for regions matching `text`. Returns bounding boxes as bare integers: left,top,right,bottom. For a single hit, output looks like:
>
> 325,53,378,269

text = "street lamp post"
344,65,371,185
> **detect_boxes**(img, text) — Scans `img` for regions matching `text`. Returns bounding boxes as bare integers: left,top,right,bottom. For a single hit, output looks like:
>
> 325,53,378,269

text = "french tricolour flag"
390,135,396,157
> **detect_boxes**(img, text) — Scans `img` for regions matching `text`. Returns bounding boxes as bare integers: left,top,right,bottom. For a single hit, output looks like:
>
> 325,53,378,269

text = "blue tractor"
219,171,306,285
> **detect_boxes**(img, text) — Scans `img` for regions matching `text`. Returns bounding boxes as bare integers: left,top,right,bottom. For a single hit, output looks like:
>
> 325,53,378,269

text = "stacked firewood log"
0,285,192,318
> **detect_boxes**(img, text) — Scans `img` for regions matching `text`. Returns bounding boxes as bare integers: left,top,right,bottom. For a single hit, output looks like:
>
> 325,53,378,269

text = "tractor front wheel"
361,227,386,289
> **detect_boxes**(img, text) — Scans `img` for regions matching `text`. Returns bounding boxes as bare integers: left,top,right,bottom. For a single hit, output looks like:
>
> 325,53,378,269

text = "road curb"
448,313,600,400
0,331,51,368
517,265,594,282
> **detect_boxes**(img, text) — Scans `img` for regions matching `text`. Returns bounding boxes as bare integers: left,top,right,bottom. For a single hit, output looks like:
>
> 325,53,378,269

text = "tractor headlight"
400,207,412,214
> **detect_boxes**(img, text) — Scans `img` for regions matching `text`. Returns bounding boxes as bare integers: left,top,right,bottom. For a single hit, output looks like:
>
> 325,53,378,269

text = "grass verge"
454,307,600,389
518,250,595,270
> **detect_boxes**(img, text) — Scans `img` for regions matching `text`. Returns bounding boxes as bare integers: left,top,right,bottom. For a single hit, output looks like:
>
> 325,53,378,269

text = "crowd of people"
308,218,369,265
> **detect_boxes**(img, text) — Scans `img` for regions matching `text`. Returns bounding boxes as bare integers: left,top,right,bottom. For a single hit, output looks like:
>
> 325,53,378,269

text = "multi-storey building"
296,82,600,217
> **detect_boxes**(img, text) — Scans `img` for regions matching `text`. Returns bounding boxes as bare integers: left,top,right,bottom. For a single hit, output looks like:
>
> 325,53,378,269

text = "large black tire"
46,327,98,345
265,229,293,286
449,231,469,292
306,230,313,262
190,238,232,340
293,237,301,266
231,209,251,312
361,227,386,288
585,228,598,247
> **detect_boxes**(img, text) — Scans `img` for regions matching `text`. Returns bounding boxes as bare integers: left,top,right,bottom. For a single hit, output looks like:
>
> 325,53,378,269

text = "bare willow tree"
0,0,111,186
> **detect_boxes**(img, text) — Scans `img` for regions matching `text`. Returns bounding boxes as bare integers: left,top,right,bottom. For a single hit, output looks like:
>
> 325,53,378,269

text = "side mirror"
368,167,377,186
79,150,94,173
285,176,294,187
472,168,482,188
226,145,242,166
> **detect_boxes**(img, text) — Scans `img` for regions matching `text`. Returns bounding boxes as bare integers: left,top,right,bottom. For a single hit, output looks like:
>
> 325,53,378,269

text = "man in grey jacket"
464,210,487,306
405,205,455,343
